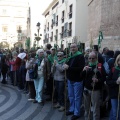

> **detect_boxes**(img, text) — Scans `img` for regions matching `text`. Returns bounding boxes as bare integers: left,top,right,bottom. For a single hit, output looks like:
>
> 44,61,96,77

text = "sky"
29,0,53,46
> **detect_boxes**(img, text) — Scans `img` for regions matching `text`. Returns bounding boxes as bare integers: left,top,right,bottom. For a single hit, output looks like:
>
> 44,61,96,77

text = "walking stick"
51,62,55,109
52,53,57,109
116,85,120,120
88,82,95,120
64,42,68,119
64,70,67,119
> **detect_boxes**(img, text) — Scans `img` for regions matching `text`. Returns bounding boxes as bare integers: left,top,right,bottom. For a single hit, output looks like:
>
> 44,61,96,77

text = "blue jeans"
34,76,44,102
55,81,64,106
67,80,83,116
109,99,120,120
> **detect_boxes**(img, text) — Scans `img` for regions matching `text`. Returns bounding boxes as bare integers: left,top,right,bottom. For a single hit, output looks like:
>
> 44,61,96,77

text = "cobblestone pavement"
0,83,109,120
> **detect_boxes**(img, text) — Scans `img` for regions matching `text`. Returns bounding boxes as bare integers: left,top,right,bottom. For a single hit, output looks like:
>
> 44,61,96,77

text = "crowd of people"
0,43,120,120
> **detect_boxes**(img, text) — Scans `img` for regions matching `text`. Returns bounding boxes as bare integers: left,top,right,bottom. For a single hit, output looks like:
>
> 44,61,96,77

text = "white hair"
36,49,44,55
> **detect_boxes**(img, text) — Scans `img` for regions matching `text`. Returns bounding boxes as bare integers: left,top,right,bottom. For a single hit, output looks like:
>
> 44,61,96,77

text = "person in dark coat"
81,51,106,120
106,54,120,120
63,43,85,120
1,56,9,84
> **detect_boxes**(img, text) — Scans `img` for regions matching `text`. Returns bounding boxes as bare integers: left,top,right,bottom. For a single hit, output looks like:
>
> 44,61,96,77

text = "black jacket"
81,64,106,90
106,68,120,99
66,54,85,82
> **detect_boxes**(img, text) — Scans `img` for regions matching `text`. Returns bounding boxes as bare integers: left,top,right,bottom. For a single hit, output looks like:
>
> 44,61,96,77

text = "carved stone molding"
88,0,93,6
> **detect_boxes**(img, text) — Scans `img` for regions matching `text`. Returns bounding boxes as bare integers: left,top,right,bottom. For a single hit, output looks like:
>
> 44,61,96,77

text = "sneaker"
38,101,44,106
1,80,7,84
33,100,38,103
71,115,80,120
28,98,35,101
58,106,65,112
66,111,74,116
53,103,60,108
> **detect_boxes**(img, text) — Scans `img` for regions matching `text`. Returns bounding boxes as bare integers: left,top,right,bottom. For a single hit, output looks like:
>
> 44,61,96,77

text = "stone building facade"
42,0,88,49
0,0,29,49
87,0,120,50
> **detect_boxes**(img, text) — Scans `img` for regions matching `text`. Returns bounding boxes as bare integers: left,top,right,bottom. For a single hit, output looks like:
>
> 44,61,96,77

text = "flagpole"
64,39,68,119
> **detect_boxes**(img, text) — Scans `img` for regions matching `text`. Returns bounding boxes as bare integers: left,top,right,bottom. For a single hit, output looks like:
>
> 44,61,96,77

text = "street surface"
0,82,109,120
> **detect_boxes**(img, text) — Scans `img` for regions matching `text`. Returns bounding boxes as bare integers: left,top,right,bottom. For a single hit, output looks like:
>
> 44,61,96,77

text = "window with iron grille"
69,4,73,19
61,11,64,23
61,26,64,38
50,32,53,41
51,20,53,29
68,22,72,36
56,15,58,26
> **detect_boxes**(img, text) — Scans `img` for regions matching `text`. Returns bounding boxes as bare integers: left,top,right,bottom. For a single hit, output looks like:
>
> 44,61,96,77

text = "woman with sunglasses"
51,51,65,112
82,51,106,120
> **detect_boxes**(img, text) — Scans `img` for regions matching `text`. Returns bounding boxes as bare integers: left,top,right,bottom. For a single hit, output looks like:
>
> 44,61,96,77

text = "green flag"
98,31,103,48
26,37,30,49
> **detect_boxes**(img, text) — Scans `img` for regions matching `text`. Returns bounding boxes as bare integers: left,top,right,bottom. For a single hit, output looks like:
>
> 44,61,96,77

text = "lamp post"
34,22,42,48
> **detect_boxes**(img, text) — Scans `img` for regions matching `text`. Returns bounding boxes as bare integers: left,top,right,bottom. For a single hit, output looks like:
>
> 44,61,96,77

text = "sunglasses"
89,57,95,60
57,55,63,57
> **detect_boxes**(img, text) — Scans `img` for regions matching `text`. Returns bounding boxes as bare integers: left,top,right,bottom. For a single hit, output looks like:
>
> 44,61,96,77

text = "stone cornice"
42,0,58,16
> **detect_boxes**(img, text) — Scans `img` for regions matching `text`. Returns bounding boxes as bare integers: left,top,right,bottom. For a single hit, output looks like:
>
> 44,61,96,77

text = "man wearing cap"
63,43,85,120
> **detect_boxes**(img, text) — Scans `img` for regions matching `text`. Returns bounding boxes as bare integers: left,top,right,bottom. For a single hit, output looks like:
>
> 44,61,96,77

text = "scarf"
115,66,120,71
66,51,82,62
48,54,58,65
89,61,98,67
57,58,66,64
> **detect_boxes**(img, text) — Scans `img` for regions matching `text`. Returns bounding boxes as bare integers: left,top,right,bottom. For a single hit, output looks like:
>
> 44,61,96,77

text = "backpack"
103,58,110,74
97,63,102,73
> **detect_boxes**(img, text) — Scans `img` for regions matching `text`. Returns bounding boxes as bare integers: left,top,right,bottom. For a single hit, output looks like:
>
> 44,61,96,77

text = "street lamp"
34,22,42,48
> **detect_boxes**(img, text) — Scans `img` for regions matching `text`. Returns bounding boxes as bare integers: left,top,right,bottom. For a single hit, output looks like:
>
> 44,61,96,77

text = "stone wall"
87,0,120,50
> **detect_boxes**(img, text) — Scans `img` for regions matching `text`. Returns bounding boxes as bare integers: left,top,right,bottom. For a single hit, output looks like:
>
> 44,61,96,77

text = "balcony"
60,33,63,38
54,35,58,41
56,21,58,26
51,24,53,29
47,27,49,31
69,12,72,19
43,39,48,44
61,17,64,23
50,36,53,41
68,29,72,36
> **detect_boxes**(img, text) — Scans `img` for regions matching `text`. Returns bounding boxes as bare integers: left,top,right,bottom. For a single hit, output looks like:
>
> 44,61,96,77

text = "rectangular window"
51,20,53,29
2,26,8,32
62,0,64,3
50,32,53,41
68,22,72,36
44,25,46,32
55,29,58,41
47,34,49,43
47,22,49,31
69,4,73,19
61,26,64,38
61,11,64,23
17,26,22,33
56,15,58,26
